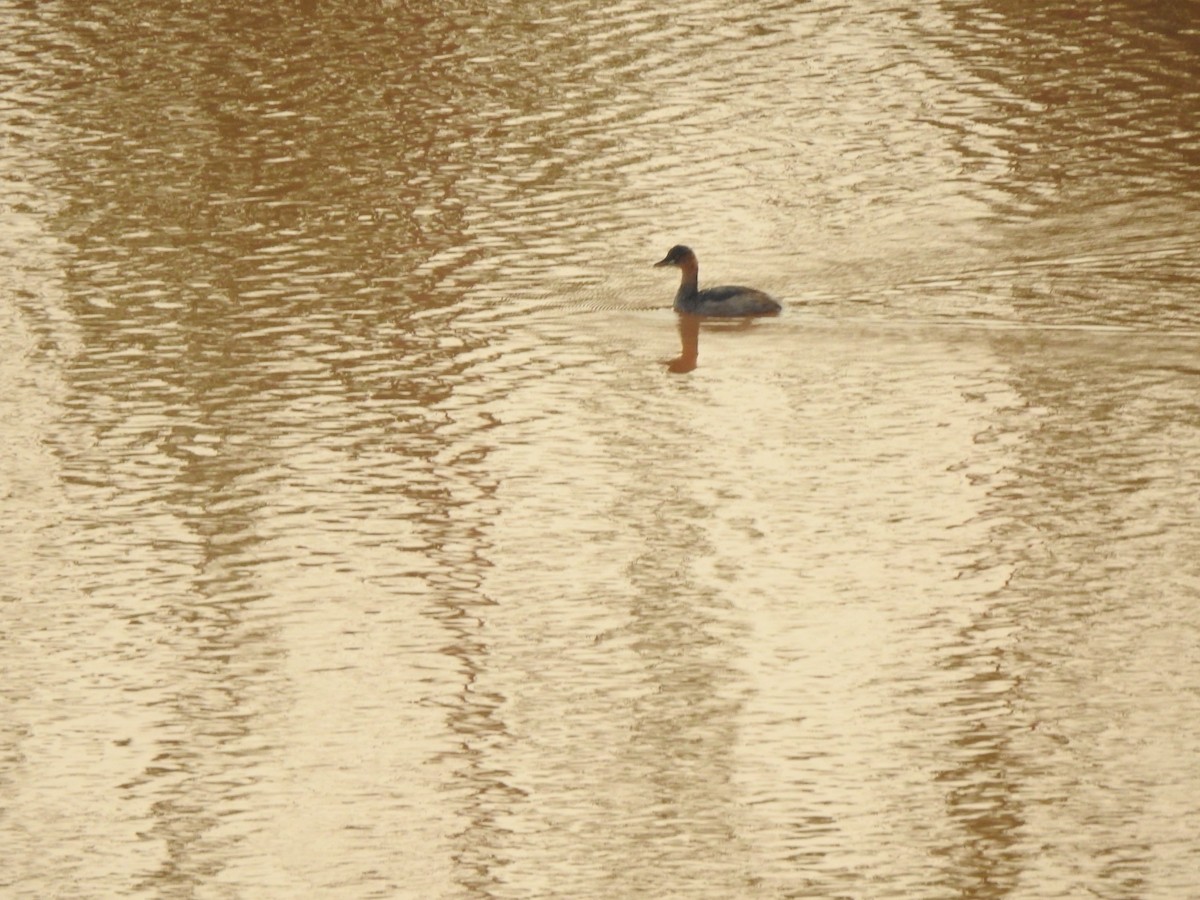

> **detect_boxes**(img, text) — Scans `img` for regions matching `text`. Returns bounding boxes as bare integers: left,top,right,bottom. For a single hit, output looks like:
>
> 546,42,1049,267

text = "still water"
3,0,1200,897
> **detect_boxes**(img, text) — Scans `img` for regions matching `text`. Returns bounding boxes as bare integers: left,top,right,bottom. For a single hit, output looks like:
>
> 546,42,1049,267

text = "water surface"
3,1,1200,897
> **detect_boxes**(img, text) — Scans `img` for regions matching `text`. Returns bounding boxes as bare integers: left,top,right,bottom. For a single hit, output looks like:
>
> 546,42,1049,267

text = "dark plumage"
653,245,781,317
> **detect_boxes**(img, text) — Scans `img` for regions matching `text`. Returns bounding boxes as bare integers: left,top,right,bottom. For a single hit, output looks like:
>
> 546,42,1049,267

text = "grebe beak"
653,255,673,268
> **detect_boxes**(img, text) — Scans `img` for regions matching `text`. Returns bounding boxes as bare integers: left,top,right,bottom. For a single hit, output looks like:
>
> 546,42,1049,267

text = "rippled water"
3,1,1200,897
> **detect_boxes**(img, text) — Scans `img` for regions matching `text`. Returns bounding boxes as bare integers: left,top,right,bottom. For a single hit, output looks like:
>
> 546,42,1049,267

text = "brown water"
3,1,1200,897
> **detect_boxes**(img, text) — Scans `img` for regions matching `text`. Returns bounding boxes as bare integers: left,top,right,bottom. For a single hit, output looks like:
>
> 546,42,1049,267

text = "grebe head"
653,245,696,268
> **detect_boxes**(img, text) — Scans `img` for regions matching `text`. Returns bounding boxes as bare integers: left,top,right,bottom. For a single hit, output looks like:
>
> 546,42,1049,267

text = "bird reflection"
666,313,702,373
666,313,771,373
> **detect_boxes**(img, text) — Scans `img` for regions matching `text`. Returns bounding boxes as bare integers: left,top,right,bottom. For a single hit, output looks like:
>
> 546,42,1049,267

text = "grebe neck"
675,259,699,302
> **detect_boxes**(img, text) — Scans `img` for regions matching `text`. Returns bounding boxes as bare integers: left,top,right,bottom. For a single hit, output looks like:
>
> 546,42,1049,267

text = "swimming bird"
653,245,781,317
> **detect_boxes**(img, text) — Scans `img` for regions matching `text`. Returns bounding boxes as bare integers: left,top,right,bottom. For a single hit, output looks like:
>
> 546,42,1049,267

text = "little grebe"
653,245,781,317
